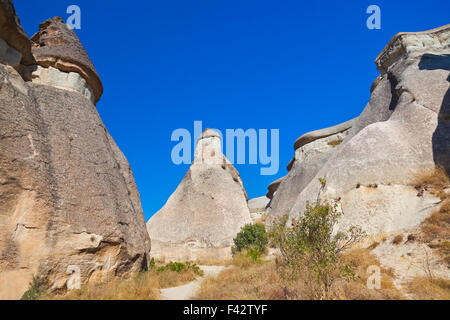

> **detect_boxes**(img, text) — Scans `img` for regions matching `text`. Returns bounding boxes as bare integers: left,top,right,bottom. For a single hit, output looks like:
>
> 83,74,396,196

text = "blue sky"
14,0,450,221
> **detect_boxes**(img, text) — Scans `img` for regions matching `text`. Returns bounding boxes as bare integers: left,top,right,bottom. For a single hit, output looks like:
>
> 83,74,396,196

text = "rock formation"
0,1,150,299
267,119,355,216
29,17,102,104
267,24,450,235
147,129,252,261
248,196,270,222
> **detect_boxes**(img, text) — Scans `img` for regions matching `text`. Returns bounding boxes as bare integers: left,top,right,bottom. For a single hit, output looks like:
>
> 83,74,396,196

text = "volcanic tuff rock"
267,119,355,216
248,196,270,223
0,0,33,66
0,1,150,299
147,129,252,261
27,17,102,104
267,24,450,237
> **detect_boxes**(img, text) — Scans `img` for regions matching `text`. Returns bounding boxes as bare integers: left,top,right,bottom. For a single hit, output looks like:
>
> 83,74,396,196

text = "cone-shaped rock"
0,2,150,299
147,129,252,261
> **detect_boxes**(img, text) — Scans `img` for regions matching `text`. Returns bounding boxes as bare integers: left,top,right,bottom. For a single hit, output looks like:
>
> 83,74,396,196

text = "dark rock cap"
31,17,103,103
0,0,33,64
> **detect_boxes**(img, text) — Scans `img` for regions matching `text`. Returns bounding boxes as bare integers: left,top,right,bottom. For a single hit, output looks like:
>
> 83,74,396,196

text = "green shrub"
149,257,156,269
269,186,365,299
21,276,47,300
246,246,262,262
232,223,268,255
156,261,203,276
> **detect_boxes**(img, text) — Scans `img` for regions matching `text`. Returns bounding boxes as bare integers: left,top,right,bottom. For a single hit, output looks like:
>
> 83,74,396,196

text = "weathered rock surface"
267,119,354,216
248,196,270,223
0,0,33,65
147,129,252,261
0,3,150,299
267,24,450,238
248,196,270,213
30,17,102,103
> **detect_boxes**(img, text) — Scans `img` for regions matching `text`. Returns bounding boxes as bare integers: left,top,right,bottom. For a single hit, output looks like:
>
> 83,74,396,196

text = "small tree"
232,223,268,256
269,180,365,299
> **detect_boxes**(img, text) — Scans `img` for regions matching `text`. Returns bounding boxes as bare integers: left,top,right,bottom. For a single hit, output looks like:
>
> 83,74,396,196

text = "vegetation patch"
21,276,47,300
414,167,450,264
392,234,404,245
195,245,403,299
232,223,268,260
327,139,343,147
39,261,203,300
407,276,450,300
413,166,449,199
268,197,366,299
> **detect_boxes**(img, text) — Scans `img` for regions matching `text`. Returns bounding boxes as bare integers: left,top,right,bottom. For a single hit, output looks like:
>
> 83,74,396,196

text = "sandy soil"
160,265,226,300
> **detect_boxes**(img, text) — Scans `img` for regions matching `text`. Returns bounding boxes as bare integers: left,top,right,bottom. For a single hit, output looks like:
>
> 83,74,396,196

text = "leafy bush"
21,276,47,300
232,223,268,255
247,246,262,262
269,189,365,299
156,261,203,276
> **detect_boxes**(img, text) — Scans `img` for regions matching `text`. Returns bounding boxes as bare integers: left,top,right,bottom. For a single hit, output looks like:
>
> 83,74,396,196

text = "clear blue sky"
14,0,449,221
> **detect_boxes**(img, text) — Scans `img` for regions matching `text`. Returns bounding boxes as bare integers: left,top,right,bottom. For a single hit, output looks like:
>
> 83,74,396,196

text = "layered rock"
147,129,252,261
267,119,354,216
29,17,102,104
0,2,150,299
267,24,450,237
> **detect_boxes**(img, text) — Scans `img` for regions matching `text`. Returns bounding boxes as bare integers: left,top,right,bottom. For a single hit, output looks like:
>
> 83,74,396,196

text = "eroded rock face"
267,24,450,237
147,129,252,261
248,196,270,223
0,3,150,299
0,0,33,65
267,119,354,217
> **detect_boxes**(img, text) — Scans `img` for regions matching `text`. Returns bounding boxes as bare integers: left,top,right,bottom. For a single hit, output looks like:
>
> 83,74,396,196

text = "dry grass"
42,267,201,300
368,241,380,250
195,248,404,300
407,277,450,300
335,248,403,300
413,167,450,265
254,214,268,225
194,258,232,266
327,139,343,147
422,198,450,241
195,258,285,300
413,166,449,199
392,235,404,245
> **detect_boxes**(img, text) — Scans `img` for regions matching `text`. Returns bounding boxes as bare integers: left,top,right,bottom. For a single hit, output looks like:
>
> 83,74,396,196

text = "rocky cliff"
267,24,449,234
147,129,252,261
0,1,150,299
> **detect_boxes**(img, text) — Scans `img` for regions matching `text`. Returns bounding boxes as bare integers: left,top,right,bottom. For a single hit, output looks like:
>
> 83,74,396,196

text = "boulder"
146,129,252,261
0,2,150,299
